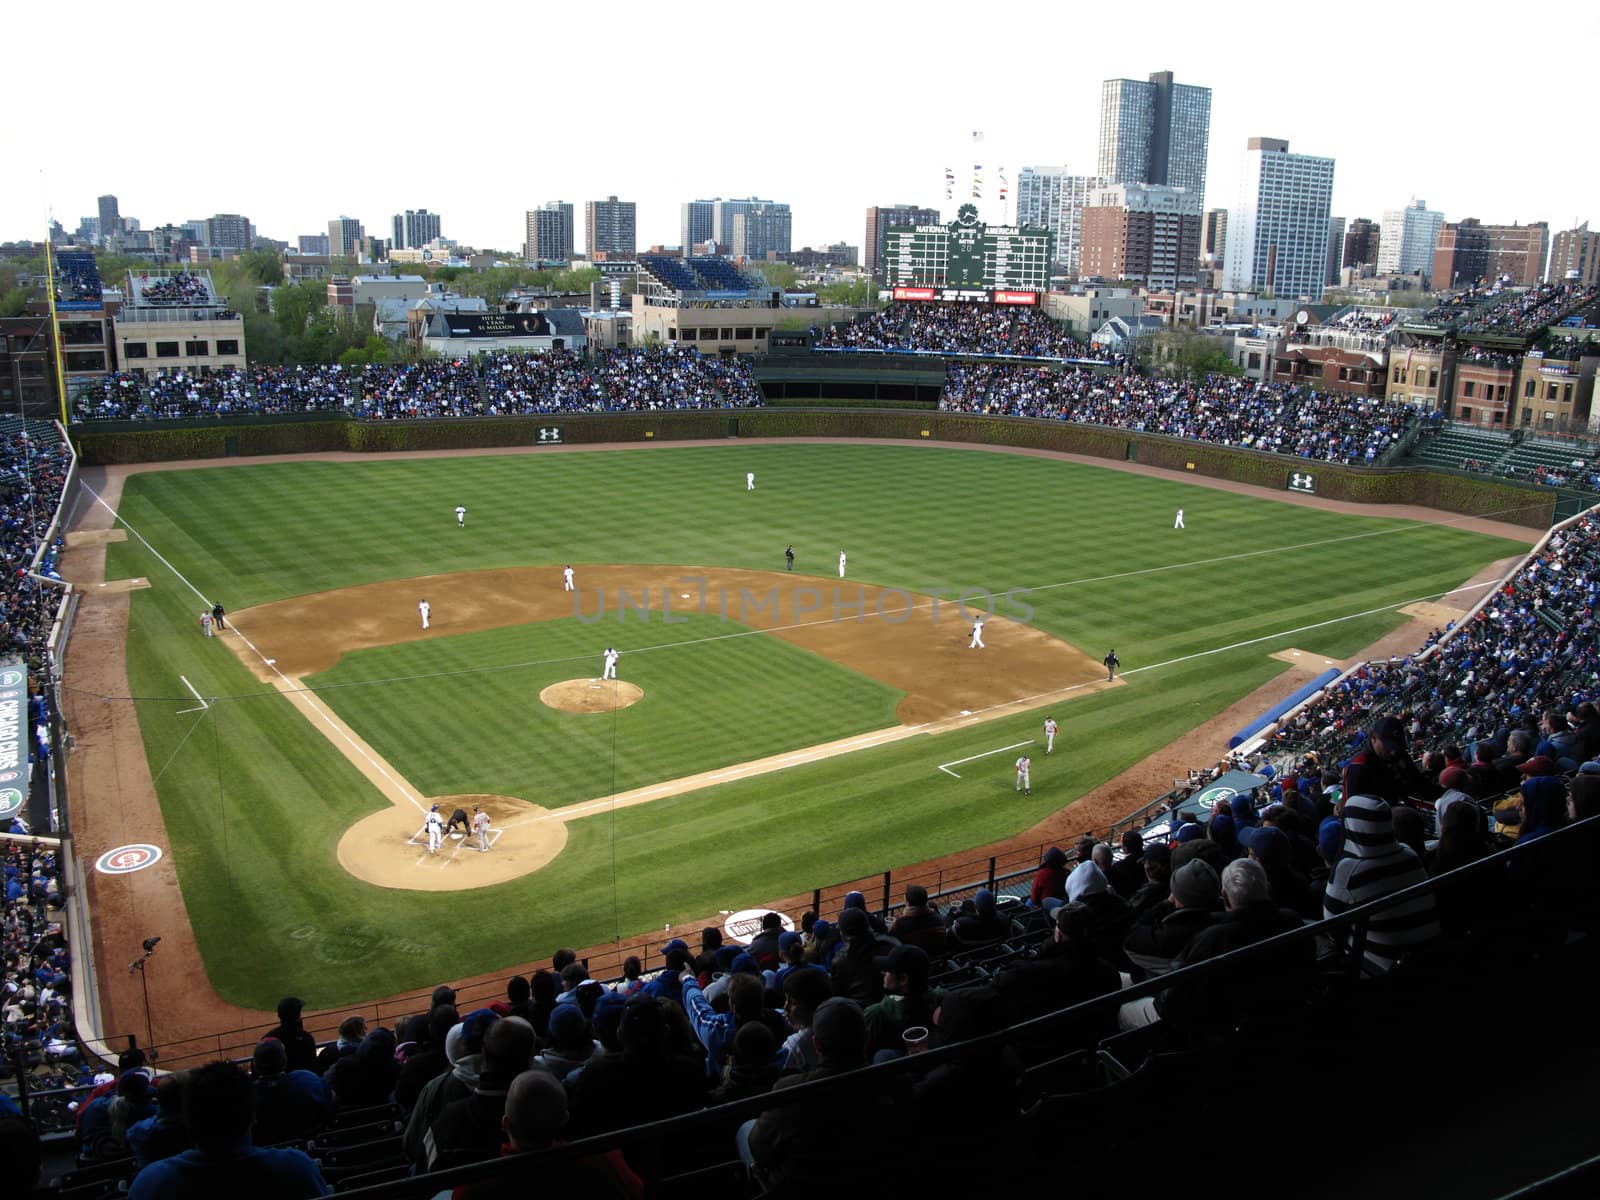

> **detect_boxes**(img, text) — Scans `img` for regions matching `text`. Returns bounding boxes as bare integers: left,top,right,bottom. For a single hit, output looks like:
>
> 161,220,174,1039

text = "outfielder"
602,647,619,680
472,806,492,853
747,471,755,491
445,807,470,836
419,599,431,630
838,550,846,579
424,804,444,855
563,565,575,592
1015,754,1032,795
1174,508,1185,530
969,616,985,649
1044,717,1058,754
456,505,467,527
785,545,795,571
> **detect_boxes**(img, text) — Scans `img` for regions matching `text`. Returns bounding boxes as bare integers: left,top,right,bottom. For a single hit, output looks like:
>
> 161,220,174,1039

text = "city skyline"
5,1,1596,256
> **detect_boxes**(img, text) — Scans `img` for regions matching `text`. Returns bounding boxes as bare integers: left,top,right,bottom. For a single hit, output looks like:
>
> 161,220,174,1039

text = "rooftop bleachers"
686,257,758,292
639,255,703,293
52,253,103,306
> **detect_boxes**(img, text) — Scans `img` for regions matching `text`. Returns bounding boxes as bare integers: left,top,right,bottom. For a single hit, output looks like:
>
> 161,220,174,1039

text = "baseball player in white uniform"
969,617,985,649
563,565,575,592
1015,755,1032,795
199,611,214,637
456,505,467,527
1044,717,1058,754
424,804,444,854
602,647,619,680
747,471,755,491
472,806,492,853
838,550,846,579
1174,508,1185,530
418,599,431,630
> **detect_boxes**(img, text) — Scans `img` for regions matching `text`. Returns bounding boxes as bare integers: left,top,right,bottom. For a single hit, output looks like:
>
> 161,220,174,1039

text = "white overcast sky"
7,0,1596,254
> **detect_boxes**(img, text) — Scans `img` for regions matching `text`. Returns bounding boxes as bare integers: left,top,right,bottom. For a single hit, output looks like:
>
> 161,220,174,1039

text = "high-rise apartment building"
203,213,253,251
97,195,121,245
1097,71,1212,201
1327,216,1346,287
586,196,637,259
391,209,442,251
711,200,789,254
1432,220,1548,289
1223,137,1336,300
298,234,330,256
865,204,940,276
327,216,365,259
1549,223,1600,287
1203,209,1228,265
1079,183,1202,289
1377,200,1445,280
525,202,575,263
1015,169,1107,276
730,204,793,262
1343,218,1380,269
681,200,717,252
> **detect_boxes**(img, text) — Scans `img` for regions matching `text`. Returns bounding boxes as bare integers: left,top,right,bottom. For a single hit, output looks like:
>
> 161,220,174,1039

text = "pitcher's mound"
540,679,644,713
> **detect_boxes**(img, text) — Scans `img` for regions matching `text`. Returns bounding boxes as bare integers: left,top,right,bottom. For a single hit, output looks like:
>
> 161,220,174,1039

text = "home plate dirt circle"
540,679,644,713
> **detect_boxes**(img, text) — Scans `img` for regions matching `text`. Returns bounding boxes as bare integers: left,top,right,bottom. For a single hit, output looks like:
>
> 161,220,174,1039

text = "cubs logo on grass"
95,844,164,875
723,908,794,945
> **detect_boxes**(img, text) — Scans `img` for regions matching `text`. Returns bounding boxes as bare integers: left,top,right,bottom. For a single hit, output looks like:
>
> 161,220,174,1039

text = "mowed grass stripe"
97,443,1530,1006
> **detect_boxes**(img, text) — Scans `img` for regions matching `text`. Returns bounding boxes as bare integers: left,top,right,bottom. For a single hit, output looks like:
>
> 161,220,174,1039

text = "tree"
749,262,798,290
1136,330,1243,382
815,278,876,307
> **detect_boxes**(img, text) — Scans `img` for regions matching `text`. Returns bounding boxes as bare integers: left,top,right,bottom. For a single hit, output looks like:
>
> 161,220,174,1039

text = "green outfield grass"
101,442,1529,1008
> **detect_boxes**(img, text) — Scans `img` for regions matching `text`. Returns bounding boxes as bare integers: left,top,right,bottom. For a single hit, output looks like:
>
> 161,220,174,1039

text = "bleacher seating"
1405,424,1514,473
639,256,702,293
53,253,103,305
686,257,757,292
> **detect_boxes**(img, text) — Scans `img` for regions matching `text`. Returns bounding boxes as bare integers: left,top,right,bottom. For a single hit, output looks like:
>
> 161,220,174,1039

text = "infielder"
424,804,444,855
602,647,619,680
419,599,431,630
1044,716,1058,754
969,616,985,649
456,505,467,527
1015,754,1032,795
472,806,492,853
199,611,213,637
563,565,575,592
785,545,795,571
445,806,471,836
747,471,755,491
1104,649,1120,681
838,550,847,579
1174,508,1185,530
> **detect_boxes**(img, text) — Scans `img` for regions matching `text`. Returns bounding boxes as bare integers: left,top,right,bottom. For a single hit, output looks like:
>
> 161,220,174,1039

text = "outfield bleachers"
1405,424,1513,471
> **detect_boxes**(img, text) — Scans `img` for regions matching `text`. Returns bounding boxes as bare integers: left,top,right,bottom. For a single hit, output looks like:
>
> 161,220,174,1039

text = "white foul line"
176,674,210,714
938,739,1034,779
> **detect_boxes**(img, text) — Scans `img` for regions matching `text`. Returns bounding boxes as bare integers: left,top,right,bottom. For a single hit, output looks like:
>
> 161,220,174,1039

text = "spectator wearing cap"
1240,824,1318,920
864,945,943,1058
313,1015,367,1077
1119,858,1311,1035
264,996,318,1076
80,1069,158,1162
395,1004,458,1112
75,1047,150,1139
404,1009,500,1166
642,942,691,1005
1106,832,1146,900
1343,716,1430,809
1323,795,1439,975
325,1025,396,1111
1123,859,1222,978
1512,757,1567,843
251,1037,334,1146
776,966,834,1072
532,1004,599,1082
770,931,807,988
425,1016,538,1170
841,890,887,935
1127,844,1173,915
745,912,786,970
743,998,879,1188
126,1073,189,1170
992,901,1121,1031
827,907,885,1006
802,918,838,966
450,1069,644,1199
567,997,707,1148
949,888,1011,945
888,885,947,956
127,1060,330,1200
1030,846,1071,907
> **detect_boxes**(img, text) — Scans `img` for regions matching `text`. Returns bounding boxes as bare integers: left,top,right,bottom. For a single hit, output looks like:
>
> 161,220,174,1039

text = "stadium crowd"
2,839,76,1124
942,362,1415,464
1460,283,1598,338
0,425,72,672
819,303,1104,360
135,274,211,307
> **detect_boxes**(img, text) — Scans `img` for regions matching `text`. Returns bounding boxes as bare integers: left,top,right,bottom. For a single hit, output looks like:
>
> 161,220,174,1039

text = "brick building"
1431,219,1549,289
1079,183,1201,289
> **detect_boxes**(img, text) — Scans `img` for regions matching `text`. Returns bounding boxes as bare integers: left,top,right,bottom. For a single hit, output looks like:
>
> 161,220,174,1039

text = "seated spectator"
127,1073,190,1169
1240,824,1319,919
992,902,1121,1031
948,887,1011,945
776,966,834,1072
681,964,783,1080
614,957,646,999
531,1004,599,1082
641,944,690,1006
1127,844,1173,915
251,1038,333,1146
1323,795,1439,974
1030,846,1070,907
827,908,886,1006
1123,859,1222,978
325,1025,397,1111
405,1010,500,1168
264,997,318,1075
1106,831,1146,899
395,1004,457,1112
312,1015,365,1077
887,884,947,955
710,1021,782,1103
769,931,808,988
425,1016,537,1170
1064,859,1135,967
566,997,706,1144
841,890,887,935
127,1060,330,1199
1570,702,1600,762
864,945,943,1058
745,912,786,970
1514,757,1568,842
80,1069,157,1163
1537,710,1584,770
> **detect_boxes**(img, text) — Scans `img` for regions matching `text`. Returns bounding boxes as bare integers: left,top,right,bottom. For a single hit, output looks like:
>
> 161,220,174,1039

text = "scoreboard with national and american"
883,203,1054,295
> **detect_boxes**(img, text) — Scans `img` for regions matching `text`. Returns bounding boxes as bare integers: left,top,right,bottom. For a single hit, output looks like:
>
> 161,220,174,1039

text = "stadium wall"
68,410,1556,528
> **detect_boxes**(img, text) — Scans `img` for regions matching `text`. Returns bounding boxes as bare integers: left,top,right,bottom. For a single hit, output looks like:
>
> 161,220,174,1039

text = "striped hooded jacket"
1322,794,1440,974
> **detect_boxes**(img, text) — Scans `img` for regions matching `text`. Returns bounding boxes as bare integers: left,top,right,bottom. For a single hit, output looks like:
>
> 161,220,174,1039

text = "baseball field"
66,441,1528,1011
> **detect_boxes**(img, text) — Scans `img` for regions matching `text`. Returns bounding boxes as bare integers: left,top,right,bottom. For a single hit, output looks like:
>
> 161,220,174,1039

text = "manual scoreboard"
883,203,1054,295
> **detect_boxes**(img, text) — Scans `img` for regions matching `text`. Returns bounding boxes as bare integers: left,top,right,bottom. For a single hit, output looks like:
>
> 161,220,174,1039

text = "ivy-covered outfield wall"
70,409,1556,529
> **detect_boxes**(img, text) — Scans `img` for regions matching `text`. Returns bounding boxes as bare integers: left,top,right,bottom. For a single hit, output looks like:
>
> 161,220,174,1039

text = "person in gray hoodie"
404,1008,498,1169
